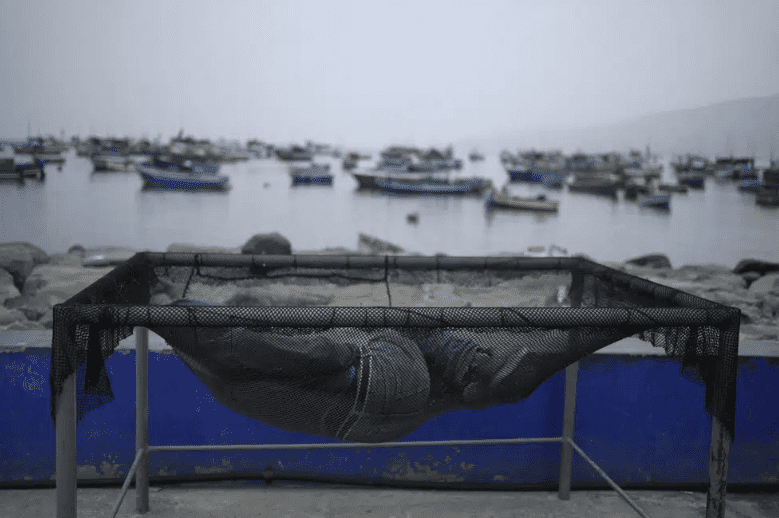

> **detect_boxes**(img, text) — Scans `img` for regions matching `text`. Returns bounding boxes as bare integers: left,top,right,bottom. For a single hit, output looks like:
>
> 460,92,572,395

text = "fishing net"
50,253,740,442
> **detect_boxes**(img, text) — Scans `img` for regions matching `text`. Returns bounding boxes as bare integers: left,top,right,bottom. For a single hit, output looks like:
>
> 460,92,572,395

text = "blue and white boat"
290,163,333,185
146,154,221,175
138,165,230,190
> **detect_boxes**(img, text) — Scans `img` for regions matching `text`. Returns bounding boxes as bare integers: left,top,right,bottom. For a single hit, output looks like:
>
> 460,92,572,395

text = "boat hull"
291,174,333,185
138,166,229,190
677,175,705,189
92,155,135,172
637,193,671,209
375,177,488,195
756,189,779,207
486,191,559,212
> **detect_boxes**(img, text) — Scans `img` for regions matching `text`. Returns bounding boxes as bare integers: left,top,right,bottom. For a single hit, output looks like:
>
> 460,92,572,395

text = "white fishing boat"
485,188,559,212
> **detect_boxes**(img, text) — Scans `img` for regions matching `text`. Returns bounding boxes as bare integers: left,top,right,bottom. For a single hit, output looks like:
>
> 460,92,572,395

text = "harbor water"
1,149,777,269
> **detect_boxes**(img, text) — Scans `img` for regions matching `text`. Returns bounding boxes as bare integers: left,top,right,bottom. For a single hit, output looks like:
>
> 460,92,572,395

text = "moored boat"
275,146,313,162
137,165,230,190
677,173,706,189
637,192,671,209
0,148,45,180
485,189,559,212
762,167,779,189
623,178,651,200
92,154,135,172
755,188,779,207
568,175,620,197
290,163,333,185
671,154,712,175
342,152,370,171
374,176,489,195
144,154,221,175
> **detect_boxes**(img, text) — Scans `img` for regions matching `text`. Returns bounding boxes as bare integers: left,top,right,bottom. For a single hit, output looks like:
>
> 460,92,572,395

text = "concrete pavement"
2,482,778,518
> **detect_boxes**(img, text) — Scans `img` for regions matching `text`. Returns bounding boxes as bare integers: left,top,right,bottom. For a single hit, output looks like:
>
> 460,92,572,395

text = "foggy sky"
1,0,777,147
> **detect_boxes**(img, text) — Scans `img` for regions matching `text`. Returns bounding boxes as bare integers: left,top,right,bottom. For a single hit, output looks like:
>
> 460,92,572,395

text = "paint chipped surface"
2,358,46,392
75,462,125,479
194,458,233,475
383,453,464,482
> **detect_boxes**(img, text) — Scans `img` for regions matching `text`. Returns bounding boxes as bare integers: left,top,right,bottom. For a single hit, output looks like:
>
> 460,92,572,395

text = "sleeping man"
152,299,639,442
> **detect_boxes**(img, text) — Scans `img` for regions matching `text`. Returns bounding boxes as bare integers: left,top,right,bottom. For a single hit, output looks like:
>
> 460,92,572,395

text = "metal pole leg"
56,372,77,518
558,361,579,500
136,326,150,513
706,415,731,518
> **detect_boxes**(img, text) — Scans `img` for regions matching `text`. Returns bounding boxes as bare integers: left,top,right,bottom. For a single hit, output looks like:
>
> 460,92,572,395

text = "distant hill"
468,94,779,161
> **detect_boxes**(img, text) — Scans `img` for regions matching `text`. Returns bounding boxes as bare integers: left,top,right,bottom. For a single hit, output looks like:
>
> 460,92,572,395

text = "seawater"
1,149,777,269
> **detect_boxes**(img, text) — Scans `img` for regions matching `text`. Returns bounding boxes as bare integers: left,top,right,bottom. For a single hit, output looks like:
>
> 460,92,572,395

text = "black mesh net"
50,254,740,442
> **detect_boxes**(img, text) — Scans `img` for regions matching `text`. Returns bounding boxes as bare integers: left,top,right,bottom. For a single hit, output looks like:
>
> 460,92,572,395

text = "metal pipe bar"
706,415,731,518
558,362,579,500
149,437,564,452
568,440,652,518
61,304,737,329
108,447,145,518
141,252,580,271
55,373,77,518
135,327,149,513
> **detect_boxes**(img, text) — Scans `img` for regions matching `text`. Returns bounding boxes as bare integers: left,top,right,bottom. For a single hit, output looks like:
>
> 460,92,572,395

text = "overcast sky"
1,0,777,147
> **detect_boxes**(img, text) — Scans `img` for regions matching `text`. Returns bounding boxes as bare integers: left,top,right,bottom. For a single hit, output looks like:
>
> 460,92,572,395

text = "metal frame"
53,254,732,517
55,328,731,518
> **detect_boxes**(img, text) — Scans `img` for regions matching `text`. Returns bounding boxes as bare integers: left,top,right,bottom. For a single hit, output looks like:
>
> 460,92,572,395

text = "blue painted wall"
1,344,778,486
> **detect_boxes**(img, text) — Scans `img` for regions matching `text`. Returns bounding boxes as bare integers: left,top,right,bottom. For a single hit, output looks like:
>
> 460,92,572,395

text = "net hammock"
51,253,740,442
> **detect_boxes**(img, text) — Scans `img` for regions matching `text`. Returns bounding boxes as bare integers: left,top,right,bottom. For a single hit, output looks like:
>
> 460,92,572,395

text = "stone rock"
748,272,779,297
673,266,747,291
22,265,113,299
761,293,779,318
358,234,404,255
82,248,137,267
0,320,46,331
48,251,86,267
759,294,779,320
625,253,672,269
740,323,779,341
224,285,335,307
0,242,49,290
166,243,241,254
4,293,64,321
38,309,54,329
0,306,27,326
732,258,779,276
240,233,292,256
67,244,86,257
0,268,21,303
740,271,763,287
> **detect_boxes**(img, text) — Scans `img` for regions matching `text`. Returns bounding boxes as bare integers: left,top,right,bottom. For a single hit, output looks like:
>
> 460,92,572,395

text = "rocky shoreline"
1,235,778,342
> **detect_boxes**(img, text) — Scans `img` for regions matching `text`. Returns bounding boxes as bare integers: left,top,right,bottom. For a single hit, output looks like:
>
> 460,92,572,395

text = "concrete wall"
1,331,777,487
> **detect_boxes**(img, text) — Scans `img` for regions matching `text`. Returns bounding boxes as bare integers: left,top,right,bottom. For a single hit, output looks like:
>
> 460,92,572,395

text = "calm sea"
1,149,777,269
